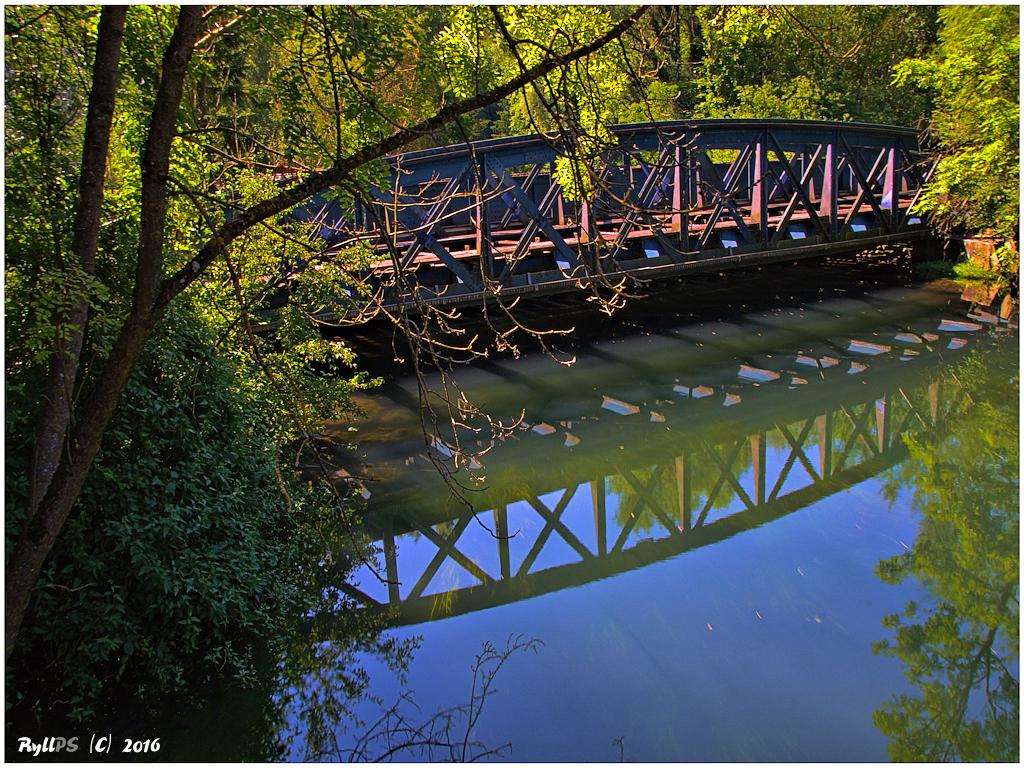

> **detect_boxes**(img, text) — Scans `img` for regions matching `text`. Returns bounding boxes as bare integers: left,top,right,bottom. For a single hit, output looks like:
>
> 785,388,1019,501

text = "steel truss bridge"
350,346,968,627
301,119,934,314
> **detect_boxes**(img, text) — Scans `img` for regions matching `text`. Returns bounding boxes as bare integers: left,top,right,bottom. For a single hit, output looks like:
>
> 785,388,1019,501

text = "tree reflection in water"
875,341,1019,761
273,603,539,761
266,597,419,761
339,635,542,762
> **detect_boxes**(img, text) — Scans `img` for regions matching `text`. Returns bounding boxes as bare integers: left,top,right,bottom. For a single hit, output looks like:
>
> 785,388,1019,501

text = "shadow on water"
330,247,932,375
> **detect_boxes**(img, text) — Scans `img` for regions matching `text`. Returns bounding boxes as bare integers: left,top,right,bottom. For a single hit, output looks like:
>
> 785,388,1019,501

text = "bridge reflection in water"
347,332,970,626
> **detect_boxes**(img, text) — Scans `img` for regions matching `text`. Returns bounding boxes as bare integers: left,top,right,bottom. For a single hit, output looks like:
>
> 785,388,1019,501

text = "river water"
166,256,1019,762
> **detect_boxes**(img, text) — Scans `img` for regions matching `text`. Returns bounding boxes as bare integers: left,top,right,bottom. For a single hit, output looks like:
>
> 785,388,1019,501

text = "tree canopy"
893,5,1020,243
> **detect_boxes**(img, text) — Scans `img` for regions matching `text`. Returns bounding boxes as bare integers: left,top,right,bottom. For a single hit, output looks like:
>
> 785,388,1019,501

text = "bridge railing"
301,120,933,313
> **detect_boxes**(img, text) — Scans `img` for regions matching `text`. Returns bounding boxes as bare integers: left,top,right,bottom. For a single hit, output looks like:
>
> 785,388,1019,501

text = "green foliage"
4,5,378,723
491,6,629,136
4,7,99,360
952,261,1000,283
876,343,1019,761
434,6,678,196
893,6,1020,242
432,6,503,101
912,258,1012,289
4,301,367,722
692,6,937,123
728,76,828,121
5,264,111,364
616,80,682,125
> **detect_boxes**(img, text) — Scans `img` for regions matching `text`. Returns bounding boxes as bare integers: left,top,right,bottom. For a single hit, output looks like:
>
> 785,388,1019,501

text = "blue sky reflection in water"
331,482,922,761
278,277,1017,762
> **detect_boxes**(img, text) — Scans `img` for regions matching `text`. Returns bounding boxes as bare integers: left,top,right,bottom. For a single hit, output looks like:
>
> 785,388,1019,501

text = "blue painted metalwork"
301,119,934,315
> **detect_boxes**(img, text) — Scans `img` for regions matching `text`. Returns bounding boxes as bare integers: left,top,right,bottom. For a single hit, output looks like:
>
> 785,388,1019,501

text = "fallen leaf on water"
706,623,714,631
797,567,806,576
755,611,763,620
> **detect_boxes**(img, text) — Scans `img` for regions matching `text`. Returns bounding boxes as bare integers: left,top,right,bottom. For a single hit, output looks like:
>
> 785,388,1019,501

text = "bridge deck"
365,191,920,268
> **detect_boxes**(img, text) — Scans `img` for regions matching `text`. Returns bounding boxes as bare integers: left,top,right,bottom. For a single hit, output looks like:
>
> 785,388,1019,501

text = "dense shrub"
5,307,347,722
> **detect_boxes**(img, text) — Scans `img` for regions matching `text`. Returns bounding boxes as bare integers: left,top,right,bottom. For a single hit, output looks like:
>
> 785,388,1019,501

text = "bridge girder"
296,120,934,318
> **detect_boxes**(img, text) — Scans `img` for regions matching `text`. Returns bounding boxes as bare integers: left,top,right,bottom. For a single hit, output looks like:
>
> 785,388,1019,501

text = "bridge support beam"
820,139,838,235
751,432,767,506
817,412,833,479
591,477,607,556
474,154,494,281
672,144,688,250
882,147,899,230
675,453,692,530
383,524,400,605
876,397,890,454
751,131,770,244
494,505,511,580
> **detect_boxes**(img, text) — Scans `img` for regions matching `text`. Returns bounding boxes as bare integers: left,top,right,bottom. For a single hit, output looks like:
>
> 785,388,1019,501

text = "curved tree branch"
155,5,650,314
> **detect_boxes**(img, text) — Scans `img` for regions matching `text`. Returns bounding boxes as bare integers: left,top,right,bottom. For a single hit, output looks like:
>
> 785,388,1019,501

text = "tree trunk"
5,6,205,663
28,6,126,523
